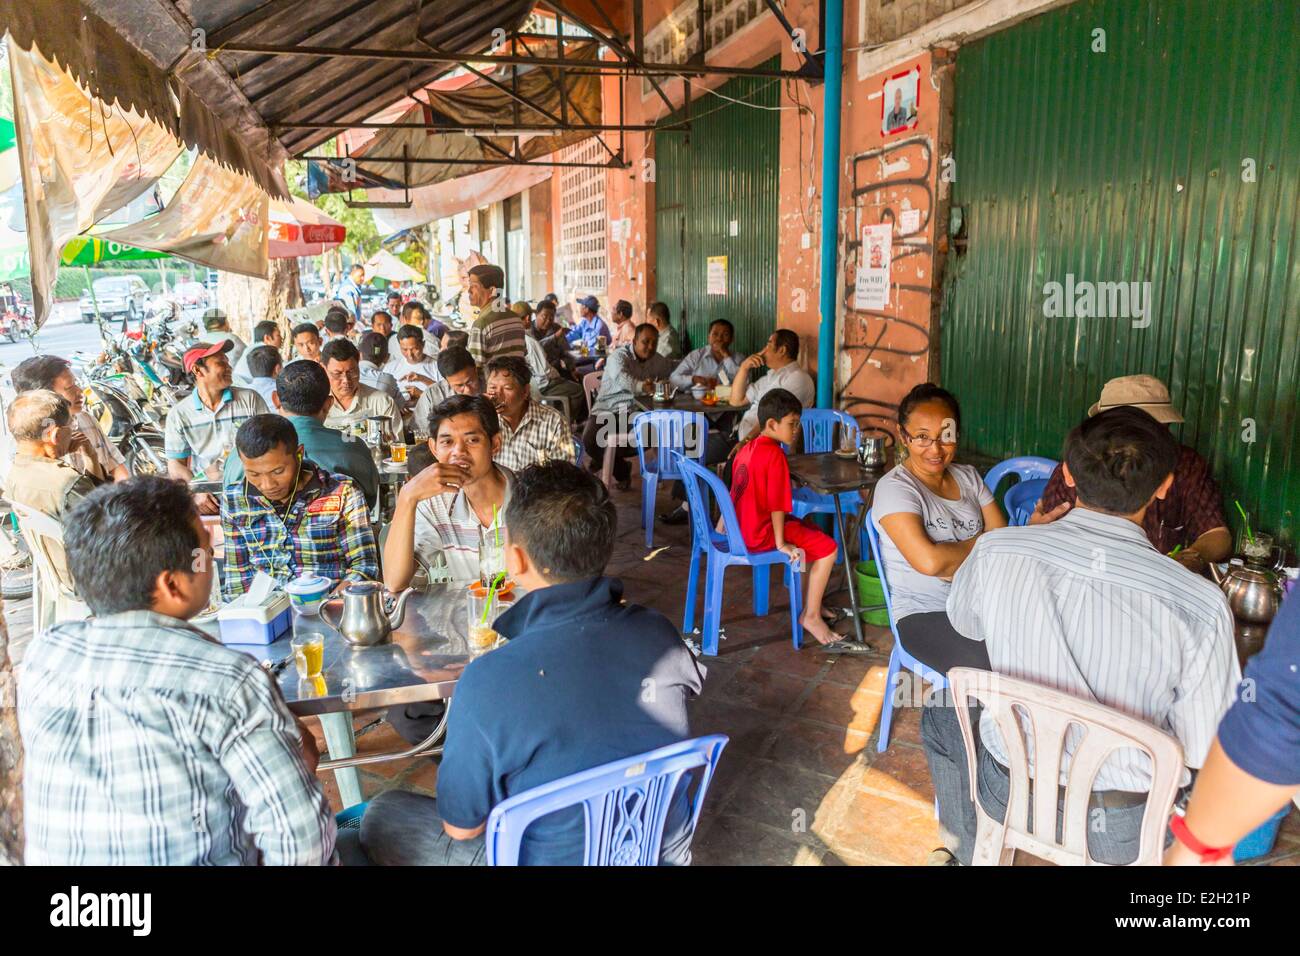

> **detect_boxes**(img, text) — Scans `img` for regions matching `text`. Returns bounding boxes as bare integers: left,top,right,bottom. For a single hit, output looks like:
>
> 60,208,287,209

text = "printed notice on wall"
853,224,892,310
707,255,727,295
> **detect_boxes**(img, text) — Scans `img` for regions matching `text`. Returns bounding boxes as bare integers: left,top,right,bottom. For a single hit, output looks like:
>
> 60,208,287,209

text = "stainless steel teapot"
322,581,413,646
1209,558,1285,625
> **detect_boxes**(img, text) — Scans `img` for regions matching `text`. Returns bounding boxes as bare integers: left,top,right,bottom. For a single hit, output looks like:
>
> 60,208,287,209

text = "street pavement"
0,302,107,374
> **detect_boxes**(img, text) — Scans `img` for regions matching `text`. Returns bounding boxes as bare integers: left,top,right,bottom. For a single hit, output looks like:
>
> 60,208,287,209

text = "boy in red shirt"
730,388,839,645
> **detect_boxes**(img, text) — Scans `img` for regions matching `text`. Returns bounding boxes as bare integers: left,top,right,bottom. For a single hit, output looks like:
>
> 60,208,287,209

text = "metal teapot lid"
344,581,383,595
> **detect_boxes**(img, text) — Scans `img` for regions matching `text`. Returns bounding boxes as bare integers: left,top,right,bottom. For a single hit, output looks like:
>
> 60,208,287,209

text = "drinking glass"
390,441,408,464
1239,531,1275,566
291,633,324,679
465,585,513,657
478,527,506,587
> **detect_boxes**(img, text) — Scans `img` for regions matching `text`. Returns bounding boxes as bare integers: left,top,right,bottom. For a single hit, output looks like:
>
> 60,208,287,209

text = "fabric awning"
345,40,602,192
364,249,422,283
370,163,552,235
0,0,286,198
269,197,345,260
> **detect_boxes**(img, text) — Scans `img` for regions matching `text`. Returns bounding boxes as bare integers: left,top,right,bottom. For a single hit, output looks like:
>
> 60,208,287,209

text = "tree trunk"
217,258,303,343
0,597,23,865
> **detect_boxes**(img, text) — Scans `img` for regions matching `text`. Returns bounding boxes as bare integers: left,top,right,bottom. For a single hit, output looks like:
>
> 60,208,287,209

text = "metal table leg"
318,711,364,808
833,494,866,644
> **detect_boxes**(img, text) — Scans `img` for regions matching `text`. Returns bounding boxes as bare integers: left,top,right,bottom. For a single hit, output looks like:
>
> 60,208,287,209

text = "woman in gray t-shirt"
873,385,1006,672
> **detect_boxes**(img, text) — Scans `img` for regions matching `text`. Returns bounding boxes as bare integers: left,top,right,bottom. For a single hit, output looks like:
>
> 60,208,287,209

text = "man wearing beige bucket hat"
1033,374,1231,573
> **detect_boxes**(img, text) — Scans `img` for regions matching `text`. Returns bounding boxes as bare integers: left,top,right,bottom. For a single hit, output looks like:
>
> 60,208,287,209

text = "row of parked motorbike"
74,306,200,477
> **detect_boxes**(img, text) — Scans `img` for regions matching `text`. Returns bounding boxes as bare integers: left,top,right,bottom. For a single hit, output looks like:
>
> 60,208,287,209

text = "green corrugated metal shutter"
654,62,780,356
941,0,1300,543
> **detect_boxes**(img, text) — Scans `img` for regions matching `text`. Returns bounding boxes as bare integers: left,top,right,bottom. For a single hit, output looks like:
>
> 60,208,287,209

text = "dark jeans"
357,790,488,866
385,701,446,746
582,412,636,483
921,701,1155,865
896,611,992,672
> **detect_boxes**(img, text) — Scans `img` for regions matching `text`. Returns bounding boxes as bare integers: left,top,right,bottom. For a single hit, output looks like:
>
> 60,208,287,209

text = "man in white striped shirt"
923,407,1239,865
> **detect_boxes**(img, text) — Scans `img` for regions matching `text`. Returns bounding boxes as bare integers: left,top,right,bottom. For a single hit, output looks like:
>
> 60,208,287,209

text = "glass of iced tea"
465,581,515,657
291,633,324,679
390,441,408,464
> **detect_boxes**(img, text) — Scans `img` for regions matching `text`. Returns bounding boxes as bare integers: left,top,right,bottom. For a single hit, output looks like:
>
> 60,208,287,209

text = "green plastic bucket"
854,560,891,626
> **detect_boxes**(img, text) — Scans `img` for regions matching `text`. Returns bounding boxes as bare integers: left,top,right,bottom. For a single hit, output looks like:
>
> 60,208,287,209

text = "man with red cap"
165,340,268,513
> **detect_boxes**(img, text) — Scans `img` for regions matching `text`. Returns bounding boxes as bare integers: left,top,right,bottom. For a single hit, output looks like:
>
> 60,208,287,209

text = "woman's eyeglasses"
901,427,958,449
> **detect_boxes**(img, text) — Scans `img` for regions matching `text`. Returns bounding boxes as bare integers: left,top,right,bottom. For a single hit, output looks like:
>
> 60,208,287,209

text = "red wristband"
1169,813,1234,863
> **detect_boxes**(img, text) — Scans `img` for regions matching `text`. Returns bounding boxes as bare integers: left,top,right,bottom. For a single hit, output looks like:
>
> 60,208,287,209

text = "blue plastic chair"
675,454,804,654
790,408,868,564
485,734,729,866
633,410,708,549
863,509,949,753
1004,478,1048,526
983,456,1058,496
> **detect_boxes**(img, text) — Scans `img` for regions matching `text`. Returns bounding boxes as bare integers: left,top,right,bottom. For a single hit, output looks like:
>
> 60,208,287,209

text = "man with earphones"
220,414,378,600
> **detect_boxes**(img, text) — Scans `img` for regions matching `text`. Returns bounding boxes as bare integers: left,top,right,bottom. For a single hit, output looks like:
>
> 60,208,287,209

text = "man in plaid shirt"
18,475,336,865
485,356,575,472
1032,375,1231,572
221,414,378,599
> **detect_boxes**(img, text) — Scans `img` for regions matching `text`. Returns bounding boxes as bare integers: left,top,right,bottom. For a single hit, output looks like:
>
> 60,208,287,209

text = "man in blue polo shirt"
1166,587,1300,864
355,460,705,866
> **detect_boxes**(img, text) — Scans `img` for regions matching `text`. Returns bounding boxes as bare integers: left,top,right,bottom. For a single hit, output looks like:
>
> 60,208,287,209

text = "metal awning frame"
224,0,828,173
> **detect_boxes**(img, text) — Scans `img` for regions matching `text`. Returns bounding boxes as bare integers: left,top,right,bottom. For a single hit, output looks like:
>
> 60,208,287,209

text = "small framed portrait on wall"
882,66,921,136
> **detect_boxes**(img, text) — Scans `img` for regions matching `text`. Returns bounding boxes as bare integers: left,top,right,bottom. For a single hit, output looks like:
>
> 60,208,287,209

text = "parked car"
80,275,151,323
170,279,209,309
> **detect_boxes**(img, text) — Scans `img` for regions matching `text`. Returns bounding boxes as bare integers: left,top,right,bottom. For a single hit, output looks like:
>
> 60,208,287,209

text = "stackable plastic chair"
790,408,868,563
1004,478,1048,526
675,454,804,655
486,734,729,866
633,410,708,549
948,667,1184,866
983,456,1058,497
10,502,91,628
582,371,604,418
864,509,947,752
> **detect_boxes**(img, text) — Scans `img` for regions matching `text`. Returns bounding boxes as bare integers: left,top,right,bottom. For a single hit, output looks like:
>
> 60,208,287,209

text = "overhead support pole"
542,0,677,120
761,0,824,79
214,42,813,81
816,0,843,410
301,154,629,170
273,121,682,133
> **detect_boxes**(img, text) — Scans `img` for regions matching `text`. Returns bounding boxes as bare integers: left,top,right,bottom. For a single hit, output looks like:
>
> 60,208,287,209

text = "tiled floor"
296,485,1300,867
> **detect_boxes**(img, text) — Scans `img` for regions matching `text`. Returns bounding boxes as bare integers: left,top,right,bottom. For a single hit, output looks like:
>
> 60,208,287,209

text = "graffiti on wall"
840,134,936,438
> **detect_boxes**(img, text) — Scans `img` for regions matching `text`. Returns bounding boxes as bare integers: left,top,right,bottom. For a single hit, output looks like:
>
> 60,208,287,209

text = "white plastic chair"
947,667,1185,866
582,371,621,489
10,502,90,627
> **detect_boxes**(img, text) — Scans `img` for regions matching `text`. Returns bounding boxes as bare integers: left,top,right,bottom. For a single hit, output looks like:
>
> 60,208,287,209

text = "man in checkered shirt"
220,414,378,600
484,356,575,472
18,475,336,865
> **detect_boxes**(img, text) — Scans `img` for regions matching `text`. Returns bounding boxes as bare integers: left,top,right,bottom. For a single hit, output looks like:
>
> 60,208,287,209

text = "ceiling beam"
303,154,629,169
214,41,815,81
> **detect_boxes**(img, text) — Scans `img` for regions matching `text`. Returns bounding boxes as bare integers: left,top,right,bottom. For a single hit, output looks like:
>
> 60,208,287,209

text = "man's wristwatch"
1169,812,1234,863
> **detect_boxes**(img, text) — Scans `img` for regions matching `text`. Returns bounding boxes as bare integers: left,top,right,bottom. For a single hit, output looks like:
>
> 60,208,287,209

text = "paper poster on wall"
853,224,892,311
881,66,921,136
899,208,921,234
707,255,727,295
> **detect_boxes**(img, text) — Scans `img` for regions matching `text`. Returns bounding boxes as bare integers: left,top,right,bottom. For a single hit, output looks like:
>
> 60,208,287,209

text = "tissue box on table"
217,587,293,646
